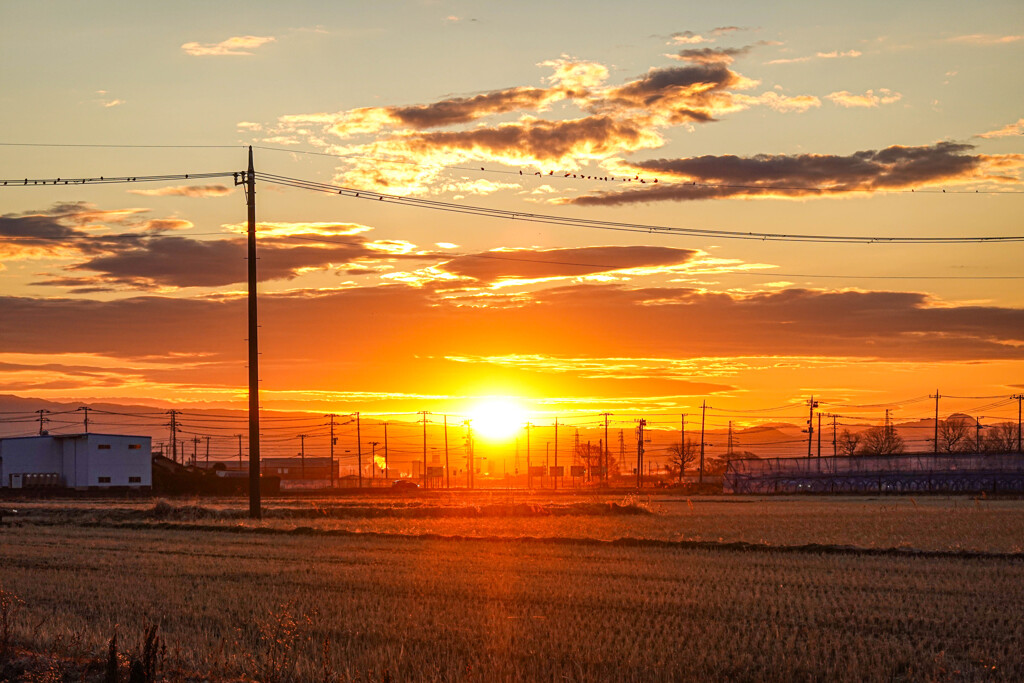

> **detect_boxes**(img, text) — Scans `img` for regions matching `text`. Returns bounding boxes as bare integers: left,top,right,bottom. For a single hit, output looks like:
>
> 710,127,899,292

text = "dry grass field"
1,494,1023,681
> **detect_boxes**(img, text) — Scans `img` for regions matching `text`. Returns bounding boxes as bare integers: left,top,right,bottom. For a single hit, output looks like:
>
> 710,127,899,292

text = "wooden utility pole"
930,390,941,454
699,401,707,485
244,146,261,519
1015,395,1024,453
78,406,90,434
443,415,449,489
383,421,390,482
601,412,612,485
167,410,180,464
327,414,336,487
635,419,646,488
419,411,429,488
35,409,49,436
806,396,818,459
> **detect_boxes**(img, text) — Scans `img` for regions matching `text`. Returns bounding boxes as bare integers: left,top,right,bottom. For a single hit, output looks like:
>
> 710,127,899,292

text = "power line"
254,171,1024,244
0,171,239,187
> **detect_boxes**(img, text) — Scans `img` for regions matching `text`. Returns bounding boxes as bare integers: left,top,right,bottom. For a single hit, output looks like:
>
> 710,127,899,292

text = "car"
391,479,420,490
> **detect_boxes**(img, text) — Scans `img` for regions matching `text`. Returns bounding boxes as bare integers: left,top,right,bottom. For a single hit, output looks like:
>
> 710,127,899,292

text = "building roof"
0,433,152,442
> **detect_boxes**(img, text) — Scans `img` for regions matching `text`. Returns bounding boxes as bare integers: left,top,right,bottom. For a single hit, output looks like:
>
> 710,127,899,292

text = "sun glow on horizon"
469,397,529,441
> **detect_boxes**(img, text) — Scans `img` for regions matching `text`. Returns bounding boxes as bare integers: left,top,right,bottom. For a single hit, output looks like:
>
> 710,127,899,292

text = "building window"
128,444,142,450
98,476,111,483
97,444,112,450
128,476,141,483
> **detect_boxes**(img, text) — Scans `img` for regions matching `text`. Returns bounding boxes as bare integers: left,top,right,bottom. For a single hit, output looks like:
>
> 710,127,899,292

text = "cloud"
438,246,699,283
566,141,1020,205
766,49,861,65
3,284,1023,372
668,27,744,45
128,184,234,198
948,34,1022,45
826,88,901,108
102,99,125,108
977,118,1024,139
181,35,276,56
669,47,751,64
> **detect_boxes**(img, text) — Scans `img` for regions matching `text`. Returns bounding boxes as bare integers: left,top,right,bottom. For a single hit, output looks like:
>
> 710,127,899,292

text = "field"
1,494,1023,681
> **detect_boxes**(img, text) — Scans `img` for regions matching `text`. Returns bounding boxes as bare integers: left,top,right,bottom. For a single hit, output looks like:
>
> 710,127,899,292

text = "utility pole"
192,436,200,466
976,415,983,453
525,421,532,489
699,401,708,485
327,414,337,487
356,412,362,487
167,410,180,464
78,406,90,434
601,413,612,485
35,409,49,436
553,418,559,488
679,414,686,483
443,415,449,489
205,436,210,467
1013,394,1023,454
419,411,429,488
831,414,838,457
242,146,262,520
817,413,822,459
236,434,243,467
383,421,390,482
369,442,379,484
299,434,306,478
930,390,940,455
465,420,474,489
806,396,818,459
727,421,734,457
635,419,646,488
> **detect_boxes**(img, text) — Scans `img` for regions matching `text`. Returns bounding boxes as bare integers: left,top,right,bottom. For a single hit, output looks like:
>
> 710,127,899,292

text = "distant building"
0,433,152,489
261,456,334,488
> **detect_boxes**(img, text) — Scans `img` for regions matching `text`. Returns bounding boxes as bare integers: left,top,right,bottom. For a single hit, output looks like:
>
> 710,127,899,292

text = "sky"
1,0,1022,456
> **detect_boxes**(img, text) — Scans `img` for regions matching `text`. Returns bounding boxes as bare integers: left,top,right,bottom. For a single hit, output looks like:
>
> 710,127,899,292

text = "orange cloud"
181,35,275,56
977,118,1024,139
129,185,234,198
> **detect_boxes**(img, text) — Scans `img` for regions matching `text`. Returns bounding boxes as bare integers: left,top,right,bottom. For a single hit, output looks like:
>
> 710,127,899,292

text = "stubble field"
1,494,1022,681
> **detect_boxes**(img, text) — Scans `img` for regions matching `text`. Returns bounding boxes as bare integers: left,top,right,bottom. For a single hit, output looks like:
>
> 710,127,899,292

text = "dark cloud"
570,142,1009,205
440,246,698,282
390,87,563,129
403,116,660,162
671,47,751,64
591,64,745,124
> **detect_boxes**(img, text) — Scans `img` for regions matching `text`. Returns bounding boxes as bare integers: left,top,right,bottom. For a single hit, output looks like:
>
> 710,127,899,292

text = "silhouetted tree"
859,426,905,456
665,440,699,481
984,422,1019,453
938,416,973,452
838,429,861,457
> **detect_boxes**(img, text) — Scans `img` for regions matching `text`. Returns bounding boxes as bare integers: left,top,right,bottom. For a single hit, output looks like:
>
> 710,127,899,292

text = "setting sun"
468,397,528,441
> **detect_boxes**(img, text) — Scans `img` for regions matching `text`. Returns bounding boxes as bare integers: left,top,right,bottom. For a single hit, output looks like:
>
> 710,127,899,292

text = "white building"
0,433,152,489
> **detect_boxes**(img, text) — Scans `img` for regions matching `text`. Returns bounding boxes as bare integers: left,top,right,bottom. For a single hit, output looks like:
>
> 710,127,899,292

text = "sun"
469,397,528,441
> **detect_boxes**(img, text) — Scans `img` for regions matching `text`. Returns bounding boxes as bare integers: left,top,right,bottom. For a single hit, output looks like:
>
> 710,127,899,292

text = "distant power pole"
299,434,306,478
601,412,612,485
806,396,819,459
817,413,822,459
205,436,210,467
699,401,708,485
356,412,362,488
192,436,200,466
383,421,390,482
553,418,559,486
525,422,532,488
78,406,90,434
443,415,449,489
679,414,687,483
635,419,646,488
930,390,941,455
369,442,379,484
831,414,838,457
419,411,430,488
236,434,243,466
167,410,180,463
1015,395,1024,453
35,409,49,436
327,414,337,487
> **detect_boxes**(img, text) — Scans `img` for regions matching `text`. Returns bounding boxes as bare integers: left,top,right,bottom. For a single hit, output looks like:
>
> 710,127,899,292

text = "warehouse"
0,433,152,489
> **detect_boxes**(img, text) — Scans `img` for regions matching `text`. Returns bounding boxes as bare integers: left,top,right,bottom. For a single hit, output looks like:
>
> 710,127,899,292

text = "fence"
724,452,1024,494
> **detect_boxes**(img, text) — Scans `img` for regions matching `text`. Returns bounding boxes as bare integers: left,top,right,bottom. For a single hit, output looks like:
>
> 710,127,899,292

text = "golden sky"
1,1,1022,447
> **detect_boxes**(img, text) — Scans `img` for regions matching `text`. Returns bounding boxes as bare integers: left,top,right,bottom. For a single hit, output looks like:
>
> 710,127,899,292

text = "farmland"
1,495,1023,681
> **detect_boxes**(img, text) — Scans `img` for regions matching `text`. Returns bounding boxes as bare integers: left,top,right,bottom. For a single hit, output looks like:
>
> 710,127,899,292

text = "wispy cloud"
826,88,901,108
129,185,233,198
948,34,1022,45
977,118,1024,139
766,49,862,65
181,35,276,57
